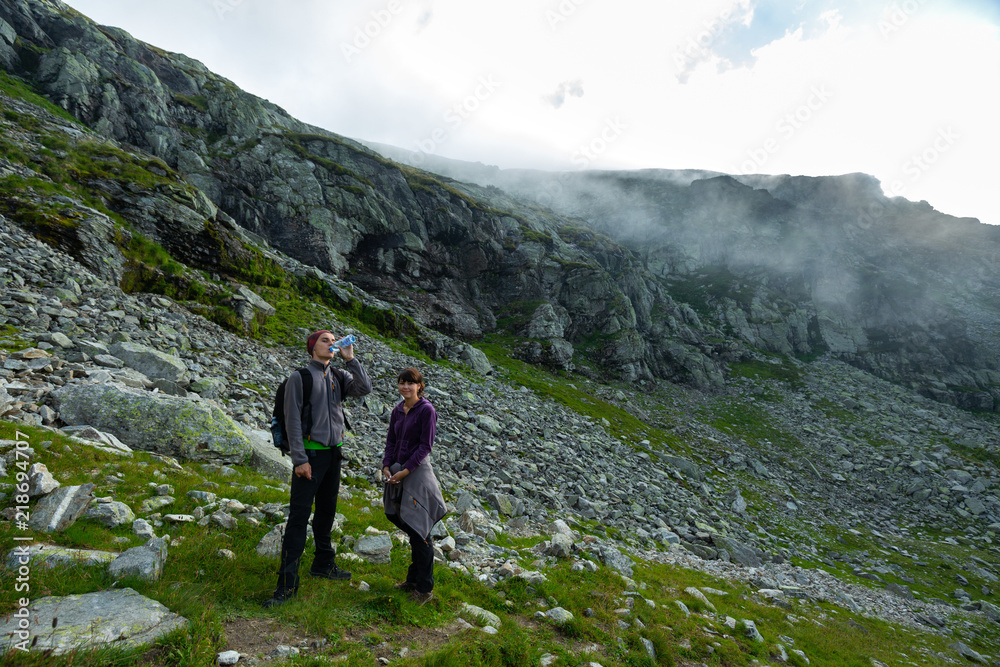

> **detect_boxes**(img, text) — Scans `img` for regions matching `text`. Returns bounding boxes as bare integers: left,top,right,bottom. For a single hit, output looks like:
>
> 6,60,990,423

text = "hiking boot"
309,563,351,580
409,589,433,606
262,588,297,608
394,581,415,591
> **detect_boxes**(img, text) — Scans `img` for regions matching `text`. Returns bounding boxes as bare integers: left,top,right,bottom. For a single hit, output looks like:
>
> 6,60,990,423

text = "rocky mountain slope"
2,0,1000,663
8,0,999,410
3,181,1000,663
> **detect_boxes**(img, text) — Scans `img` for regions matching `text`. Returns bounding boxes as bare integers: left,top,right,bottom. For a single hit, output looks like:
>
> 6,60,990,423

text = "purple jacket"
383,398,436,472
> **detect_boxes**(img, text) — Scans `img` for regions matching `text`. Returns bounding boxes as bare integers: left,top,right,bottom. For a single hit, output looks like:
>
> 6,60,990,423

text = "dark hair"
397,367,426,397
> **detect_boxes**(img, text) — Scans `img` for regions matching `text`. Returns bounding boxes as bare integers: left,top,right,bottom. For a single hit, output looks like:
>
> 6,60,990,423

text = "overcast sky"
62,0,1000,225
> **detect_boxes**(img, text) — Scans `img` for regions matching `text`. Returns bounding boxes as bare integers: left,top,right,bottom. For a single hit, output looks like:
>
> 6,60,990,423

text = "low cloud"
543,79,584,109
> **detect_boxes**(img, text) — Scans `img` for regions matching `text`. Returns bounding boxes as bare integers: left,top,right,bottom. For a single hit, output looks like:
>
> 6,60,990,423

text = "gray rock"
546,533,574,558
60,425,133,456
28,484,95,533
0,588,186,655
5,544,117,570
109,341,188,383
544,607,574,623
476,414,502,435
354,534,393,564
885,583,915,600
141,496,175,513
548,519,574,536
49,332,73,348
461,602,501,627
965,496,987,515
458,345,492,375
218,650,241,665
598,544,633,577
725,487,748,514
651,528,680,545
657,454,704,481
236,423,293,479
685,586,717,612
743,619,765,642
256,523,287,558
236,286,276,316
189,377,227,398
453,491,478,514
712,535,762,567
949,641,988,664
640,637,656,661
488,492,524,518
108,537,168,581
458,509,490,535
133,518,156,539
270,645,299,659
52,383,254,464
84,500,136,528
26,462,60,496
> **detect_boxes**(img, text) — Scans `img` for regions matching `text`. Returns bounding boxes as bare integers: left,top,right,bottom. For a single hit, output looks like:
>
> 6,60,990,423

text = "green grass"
0,71,81,125
700,397,804,454
477,337,687,456
728,357,804,388
2,400,998,665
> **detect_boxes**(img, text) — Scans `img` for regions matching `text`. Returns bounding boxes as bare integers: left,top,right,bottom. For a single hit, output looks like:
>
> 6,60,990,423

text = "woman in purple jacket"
382,367,446,605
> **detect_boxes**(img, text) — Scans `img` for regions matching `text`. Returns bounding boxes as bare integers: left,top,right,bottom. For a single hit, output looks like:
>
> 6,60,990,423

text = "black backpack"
270,367,351,456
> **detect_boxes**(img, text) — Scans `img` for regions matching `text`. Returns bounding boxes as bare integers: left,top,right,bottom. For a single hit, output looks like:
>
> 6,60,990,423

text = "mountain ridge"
4,0,999,409
4,1,1000,664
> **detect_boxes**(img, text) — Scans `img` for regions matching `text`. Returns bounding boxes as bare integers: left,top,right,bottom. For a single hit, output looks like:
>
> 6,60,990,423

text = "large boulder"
108,341,188,384
28,484,95,533
712,535,763,567
84,500,136,528
108,537,169,582
237,424,293,479
52,383,254,464
598,544,634,577
5,544,117,570
0,588,186,655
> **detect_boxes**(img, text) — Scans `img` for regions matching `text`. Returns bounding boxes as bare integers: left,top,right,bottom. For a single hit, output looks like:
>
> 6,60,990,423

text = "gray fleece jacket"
283,357,372,468
384,461,447,540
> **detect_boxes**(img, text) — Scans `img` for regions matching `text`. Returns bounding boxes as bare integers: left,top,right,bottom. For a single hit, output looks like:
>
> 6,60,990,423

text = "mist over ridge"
363,142,1000,411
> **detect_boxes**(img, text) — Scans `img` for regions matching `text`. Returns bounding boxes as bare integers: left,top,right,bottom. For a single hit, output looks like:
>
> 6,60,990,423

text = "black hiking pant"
275,448,341,592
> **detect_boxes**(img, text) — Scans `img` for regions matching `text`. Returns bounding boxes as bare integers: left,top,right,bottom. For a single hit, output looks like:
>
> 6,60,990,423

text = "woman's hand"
388,468,410,484
382,466,391,482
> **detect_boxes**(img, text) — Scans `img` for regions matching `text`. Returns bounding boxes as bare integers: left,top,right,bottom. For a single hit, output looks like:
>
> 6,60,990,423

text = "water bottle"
329,334,355,353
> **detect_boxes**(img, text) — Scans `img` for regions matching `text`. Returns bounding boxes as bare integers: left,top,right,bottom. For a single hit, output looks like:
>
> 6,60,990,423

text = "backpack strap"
330,368,352,433
297,367,313,439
